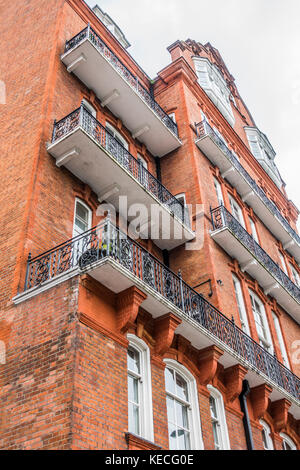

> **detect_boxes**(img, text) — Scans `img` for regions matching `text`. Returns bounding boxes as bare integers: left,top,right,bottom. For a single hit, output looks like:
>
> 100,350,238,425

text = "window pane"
127,347,140,374
177,428,191,450
128,402,139,435
262,429,268,449
165,368,175,394
168,423,177,450
175,373,188,401
212,422,221,450
166,396,175,424
76,202,89,222
209,396,217,419
75,217,88,232
128,375,139,404
175,401,188,429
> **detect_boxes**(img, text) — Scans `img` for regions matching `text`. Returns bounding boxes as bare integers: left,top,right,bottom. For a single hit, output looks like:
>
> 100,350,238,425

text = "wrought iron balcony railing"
64,25,178,137
211,205,300,304
51,106,189,227
24,218,300,401
196,120,300,250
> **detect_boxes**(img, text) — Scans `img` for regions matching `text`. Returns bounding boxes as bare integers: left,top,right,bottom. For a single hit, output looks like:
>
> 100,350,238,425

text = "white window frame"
272,312,290,369
249,290,273,353
82,99,97,117
207,385,230,450
127,334,154,442
213,178,224,206
106,122,129,150
164,359,204,450
249,217,259,244
280,433,297,450
229,195,245,228
232,274,251,335
72,198,92,238
260,420,274,450
137,153,148,170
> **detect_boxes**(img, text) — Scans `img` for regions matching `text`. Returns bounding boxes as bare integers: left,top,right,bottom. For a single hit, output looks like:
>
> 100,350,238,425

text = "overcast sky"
86,0,300,229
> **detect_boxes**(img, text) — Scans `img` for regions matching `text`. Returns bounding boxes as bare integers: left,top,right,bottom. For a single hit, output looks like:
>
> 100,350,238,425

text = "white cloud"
87,0,300,229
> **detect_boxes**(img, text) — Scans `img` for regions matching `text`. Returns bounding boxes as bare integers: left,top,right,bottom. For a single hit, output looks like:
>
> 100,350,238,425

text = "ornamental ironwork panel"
64,25,178,137
24,219,300,401
211,205,300,304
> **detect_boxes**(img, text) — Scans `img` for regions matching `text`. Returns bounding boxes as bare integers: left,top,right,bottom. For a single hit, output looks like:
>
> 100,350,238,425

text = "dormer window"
92,5,130,49
244,127,282,188
193,57,235,127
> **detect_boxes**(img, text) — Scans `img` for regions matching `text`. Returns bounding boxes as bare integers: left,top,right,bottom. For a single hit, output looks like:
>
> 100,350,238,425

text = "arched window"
260,420,274,450
249,290,273,353
207,385,230,450
127,335,154,441
164,359,203,450
280,433,297,450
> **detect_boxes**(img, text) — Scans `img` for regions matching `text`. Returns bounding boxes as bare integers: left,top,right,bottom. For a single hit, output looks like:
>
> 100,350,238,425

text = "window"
249,217,259,244
229,195,245,228
280,433,297,450
106,122,129,150
207,385,230,450
81,99,97,117
244,127,282,188
164,359,203,450
278,252,288,276
232,275,250,335
260,420,274,450
137,154,148,170
193,57,235,127
290,264,300,287
73,199,92,238
127,335,154,441
249,290,273,353
272,312,290,369
213,178,224,206
137,153,149,188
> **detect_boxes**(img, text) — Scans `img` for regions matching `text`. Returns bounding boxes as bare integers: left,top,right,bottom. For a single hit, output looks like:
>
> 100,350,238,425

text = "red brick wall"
0,277,79,449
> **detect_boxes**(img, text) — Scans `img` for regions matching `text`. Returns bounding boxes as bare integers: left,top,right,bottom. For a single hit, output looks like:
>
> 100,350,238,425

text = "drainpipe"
239,379,255,450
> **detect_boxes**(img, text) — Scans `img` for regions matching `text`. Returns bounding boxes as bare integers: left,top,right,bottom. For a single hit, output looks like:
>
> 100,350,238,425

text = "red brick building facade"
0,0,299,450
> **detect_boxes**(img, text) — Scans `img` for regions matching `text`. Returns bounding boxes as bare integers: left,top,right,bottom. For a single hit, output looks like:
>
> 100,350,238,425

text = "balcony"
61,25,181,157
195,120,300,264
47,107,193,250
16,218,300,412
211,205,300,322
